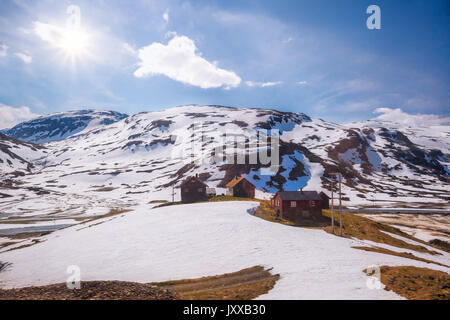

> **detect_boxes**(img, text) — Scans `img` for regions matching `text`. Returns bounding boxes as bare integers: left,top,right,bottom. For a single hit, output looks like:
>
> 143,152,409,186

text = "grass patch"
3,231,51,240
75,209,133,227
322,210,440,255
428,239,450,253
150,265,279,300
148,200,169,204
0,281,175,300
3,239,44,252
353,246,448,268
207,195,261,203
254,201,296,227
153,196,260,209
0,241,17,249
365,266,450,300
92,187,117,192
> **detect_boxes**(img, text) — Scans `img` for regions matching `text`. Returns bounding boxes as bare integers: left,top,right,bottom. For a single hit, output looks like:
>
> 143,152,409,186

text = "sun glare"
59,27,89,58
34,21,92,66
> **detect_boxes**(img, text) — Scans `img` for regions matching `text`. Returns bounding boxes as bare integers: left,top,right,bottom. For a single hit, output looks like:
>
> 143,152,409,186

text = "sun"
34,21,92,65
58,26,90,59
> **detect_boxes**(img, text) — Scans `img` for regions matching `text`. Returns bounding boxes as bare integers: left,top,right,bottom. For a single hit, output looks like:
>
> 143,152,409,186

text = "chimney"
300,188,303,192
195,173,198,178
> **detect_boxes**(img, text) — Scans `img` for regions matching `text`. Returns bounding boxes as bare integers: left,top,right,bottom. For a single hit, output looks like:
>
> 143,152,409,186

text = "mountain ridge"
0,105,448,208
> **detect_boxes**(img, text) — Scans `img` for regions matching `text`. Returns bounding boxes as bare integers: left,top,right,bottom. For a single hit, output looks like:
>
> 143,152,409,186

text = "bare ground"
0,266,279,300
151,266,280,300
365,266,450,300
0,281,175,300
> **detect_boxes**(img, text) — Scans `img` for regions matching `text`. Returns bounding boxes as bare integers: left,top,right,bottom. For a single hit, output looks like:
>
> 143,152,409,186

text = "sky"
0,0,449,128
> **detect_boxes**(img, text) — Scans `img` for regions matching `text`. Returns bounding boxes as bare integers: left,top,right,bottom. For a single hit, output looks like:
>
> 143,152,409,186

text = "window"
198,188,203,192
309,200,315,207
275,199,280,206
184,188,189,193
290,201,296,207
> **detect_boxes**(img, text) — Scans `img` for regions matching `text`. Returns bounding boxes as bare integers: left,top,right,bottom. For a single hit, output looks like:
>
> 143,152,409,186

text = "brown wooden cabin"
226,177,255,198
180,176,208,203
272,190,326,221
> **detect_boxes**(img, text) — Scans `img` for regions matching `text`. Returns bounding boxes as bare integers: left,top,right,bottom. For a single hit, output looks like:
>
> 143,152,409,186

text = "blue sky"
0,0,449,127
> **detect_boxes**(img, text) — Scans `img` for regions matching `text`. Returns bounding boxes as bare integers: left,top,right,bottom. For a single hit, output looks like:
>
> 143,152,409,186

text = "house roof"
226,177,244,188
180,176,208,187
225,177,255,188
276,191,322,201
319,191,330,199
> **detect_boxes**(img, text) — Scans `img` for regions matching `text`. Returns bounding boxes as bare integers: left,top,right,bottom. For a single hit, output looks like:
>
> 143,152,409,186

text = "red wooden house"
272,190,327,221
180,176,208,203
226,177,256,198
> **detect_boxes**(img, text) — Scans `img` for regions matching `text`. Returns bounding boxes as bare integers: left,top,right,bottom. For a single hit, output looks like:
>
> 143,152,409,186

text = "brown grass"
0,266,278,300
153,195,261,209
0,219,60,225
0,241,17,249
353,246,448,268
148,200,169,204
3,231,51,240
428,239,450,253
76,209,132,225
92,187,117,192
2,239,44,252
207,195,261,203
0,281,176,300
151,265,279,300
254,201,296,226
365,266,450,300
322,210,440,255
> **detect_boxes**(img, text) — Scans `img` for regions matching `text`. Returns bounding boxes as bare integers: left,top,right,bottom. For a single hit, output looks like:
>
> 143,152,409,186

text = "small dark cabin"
319,191,330,209
180,176,208,203
272,190,325,221
226,177,255,198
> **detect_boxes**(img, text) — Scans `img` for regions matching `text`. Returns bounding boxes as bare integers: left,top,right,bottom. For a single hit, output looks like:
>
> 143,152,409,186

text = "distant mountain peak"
1,109,128,144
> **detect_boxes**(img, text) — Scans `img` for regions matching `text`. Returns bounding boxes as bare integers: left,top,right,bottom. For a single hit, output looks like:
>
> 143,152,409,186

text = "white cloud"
134,35,241,89
123,42,137,55
164,31,177,39
0,44,8,57
0,104,40,129
246,81,282,88
163,9,169,22
34,21,63,45
373,107,450,126
297,81,308,85
15,52,32,63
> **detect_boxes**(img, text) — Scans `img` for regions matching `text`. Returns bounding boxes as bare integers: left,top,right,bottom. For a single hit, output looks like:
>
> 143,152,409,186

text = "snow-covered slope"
1,110,128,144
0,133,47,173
0,105,448,212
1,201,448,298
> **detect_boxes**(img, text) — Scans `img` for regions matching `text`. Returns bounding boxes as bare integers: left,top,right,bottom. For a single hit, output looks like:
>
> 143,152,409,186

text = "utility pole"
171,184,175,203
331,178,335,234
330,172,343,236
339,174,342,236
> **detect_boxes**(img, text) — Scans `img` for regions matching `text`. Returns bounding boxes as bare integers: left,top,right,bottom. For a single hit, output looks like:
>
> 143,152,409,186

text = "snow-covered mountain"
1,110,128,144
0,105,449,209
